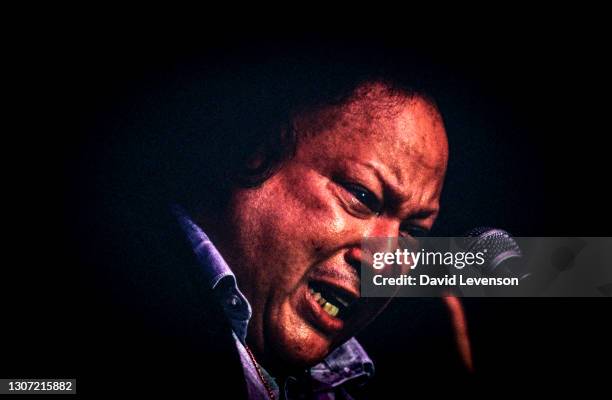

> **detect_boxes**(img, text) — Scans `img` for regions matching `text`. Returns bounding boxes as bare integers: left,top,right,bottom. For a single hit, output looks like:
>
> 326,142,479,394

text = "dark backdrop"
5,31,611,396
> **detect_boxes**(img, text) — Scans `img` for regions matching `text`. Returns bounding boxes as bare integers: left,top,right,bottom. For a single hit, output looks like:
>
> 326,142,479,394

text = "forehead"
293,84,449,189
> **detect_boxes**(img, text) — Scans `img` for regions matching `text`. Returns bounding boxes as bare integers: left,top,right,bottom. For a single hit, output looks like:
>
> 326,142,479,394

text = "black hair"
99,41,445,215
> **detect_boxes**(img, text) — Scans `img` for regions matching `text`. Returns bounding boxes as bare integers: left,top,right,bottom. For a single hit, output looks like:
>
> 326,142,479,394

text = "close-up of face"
207,82,449,371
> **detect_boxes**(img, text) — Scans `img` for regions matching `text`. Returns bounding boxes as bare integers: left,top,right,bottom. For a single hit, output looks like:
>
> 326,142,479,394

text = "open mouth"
307,281,357,320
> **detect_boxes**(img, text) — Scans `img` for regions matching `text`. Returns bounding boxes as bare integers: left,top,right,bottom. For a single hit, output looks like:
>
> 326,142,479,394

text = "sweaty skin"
203,82,449,373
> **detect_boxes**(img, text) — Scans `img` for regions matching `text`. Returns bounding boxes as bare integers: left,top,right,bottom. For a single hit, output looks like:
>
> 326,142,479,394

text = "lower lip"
297,285,345,334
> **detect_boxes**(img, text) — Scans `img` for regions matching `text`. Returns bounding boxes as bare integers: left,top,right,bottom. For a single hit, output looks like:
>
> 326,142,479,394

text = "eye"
400,225,430,238
341,182,382,215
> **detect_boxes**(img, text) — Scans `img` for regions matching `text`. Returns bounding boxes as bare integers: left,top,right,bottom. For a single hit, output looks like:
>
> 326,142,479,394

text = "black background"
5,24,611,397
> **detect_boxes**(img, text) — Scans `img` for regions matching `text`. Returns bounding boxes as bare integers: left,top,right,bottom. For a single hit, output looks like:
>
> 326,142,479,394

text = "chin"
271,328,332,368
267,303,335,368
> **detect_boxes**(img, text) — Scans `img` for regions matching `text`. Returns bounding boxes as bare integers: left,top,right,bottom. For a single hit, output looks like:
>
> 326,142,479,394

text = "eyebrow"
355,160,438,221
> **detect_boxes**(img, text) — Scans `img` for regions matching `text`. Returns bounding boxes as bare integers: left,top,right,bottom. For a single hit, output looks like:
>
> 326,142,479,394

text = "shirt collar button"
227,294,241,307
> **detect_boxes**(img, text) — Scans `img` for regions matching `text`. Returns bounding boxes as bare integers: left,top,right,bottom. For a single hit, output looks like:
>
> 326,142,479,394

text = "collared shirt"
174,206,374,400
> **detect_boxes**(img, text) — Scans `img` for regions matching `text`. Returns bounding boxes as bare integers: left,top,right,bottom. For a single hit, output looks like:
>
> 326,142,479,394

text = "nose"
368,216,401,238
344,246,364,274
344,216,401,273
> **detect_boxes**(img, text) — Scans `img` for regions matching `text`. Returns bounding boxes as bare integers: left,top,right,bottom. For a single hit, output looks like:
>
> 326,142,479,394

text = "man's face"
215,83,448,369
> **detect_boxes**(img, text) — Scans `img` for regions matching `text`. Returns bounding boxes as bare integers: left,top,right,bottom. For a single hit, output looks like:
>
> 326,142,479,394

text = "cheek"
232,170,355,293
272,176,352,259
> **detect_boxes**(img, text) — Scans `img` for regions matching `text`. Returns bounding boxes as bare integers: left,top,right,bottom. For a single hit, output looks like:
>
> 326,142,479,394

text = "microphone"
462,227,528,280
459,227,538,296
461,228,593,296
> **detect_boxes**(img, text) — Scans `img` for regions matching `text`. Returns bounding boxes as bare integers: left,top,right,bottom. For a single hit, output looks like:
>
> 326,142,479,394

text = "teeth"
309,288,340,317
317,294,326,305
323,302,339,317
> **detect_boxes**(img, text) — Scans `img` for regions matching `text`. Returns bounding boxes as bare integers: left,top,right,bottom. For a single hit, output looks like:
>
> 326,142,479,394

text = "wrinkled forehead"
294,83,449,179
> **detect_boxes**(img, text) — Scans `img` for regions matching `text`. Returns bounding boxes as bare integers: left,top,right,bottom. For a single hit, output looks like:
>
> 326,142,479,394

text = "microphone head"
462,227,524,276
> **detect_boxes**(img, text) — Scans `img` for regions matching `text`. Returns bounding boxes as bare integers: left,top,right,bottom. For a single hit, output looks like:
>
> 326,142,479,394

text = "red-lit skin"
202,82,449,374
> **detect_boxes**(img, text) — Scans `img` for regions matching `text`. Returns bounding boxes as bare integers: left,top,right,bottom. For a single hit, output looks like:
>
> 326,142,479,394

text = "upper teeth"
309,288,339,317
